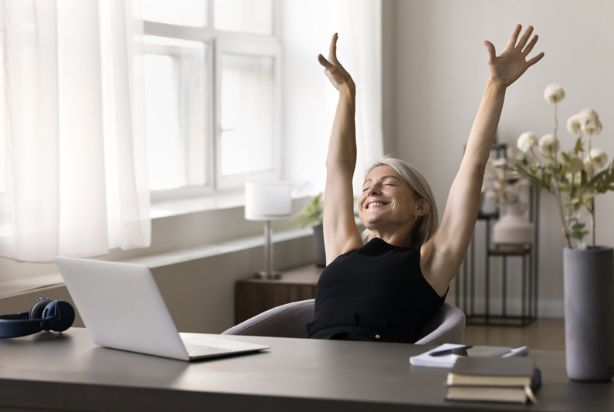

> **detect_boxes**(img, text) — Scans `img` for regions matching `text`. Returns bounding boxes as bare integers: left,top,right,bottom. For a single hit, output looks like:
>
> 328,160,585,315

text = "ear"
414,199,430,217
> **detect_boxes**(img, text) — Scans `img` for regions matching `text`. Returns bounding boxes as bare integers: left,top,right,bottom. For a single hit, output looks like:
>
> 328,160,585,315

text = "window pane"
142,0,207,27
214,0,273,35
144,37,208,191
220,54,275,176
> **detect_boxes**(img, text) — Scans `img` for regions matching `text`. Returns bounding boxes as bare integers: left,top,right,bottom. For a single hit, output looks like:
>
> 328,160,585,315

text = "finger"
516,25,534,49
328,32,339,63
527,51,545,67
522,34,538,56
318,54,334,69
483,40,496,63
506,24,522,49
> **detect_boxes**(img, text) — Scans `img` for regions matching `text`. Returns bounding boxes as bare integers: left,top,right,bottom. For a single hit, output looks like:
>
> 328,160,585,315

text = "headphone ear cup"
30,298,53,320
41,300,75,332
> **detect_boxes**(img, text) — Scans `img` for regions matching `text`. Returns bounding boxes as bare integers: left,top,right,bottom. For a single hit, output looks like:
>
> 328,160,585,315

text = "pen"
429,345,472,357
502,345,529,358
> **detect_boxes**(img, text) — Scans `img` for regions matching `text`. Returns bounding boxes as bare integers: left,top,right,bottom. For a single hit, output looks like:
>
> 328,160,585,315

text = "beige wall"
386,0,614,316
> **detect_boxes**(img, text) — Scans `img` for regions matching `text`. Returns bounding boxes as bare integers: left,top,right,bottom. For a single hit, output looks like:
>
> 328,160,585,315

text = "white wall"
389,0,614,317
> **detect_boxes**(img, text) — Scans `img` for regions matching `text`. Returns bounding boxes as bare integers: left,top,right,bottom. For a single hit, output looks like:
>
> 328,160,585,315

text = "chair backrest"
222,299,465,344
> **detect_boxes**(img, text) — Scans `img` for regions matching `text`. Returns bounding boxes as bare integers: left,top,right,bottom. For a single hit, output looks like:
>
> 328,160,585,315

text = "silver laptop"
55,256,269,361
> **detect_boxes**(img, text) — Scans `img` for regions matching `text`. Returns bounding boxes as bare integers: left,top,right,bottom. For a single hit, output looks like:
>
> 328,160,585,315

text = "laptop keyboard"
184,343,232,357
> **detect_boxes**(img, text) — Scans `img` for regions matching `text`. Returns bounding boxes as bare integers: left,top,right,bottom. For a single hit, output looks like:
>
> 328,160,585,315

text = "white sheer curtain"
344,0,384,190
317,0,384,191
0,0,150,262
281,0,383,194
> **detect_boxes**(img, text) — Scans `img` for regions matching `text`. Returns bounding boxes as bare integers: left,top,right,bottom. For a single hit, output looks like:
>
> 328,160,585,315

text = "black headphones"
0,298,75,338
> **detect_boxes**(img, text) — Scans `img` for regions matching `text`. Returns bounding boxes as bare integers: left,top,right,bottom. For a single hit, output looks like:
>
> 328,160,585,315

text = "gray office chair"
222,299,465,344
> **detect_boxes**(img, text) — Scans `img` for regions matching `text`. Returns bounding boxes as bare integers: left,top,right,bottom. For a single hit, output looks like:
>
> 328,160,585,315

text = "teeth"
367,201,386,209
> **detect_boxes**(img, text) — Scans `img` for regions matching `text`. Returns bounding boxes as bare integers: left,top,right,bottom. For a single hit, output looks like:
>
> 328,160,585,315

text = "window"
144,37,208,191
142,0,280,198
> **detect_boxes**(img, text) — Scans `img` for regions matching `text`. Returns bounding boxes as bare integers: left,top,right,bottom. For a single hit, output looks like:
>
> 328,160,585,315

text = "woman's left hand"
484,24,544,87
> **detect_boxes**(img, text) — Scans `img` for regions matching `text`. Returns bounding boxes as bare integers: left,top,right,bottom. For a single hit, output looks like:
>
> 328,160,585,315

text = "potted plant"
294,194,325,267
513,84,614,381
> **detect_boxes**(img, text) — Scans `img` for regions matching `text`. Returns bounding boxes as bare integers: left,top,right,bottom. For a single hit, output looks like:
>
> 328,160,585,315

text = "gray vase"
563,247,614,381
313,224,326,267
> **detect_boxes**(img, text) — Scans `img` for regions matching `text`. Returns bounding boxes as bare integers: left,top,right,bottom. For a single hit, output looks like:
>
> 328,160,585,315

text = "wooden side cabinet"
234,264,322,324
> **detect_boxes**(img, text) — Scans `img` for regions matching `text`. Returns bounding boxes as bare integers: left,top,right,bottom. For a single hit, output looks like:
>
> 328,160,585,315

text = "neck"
369,225,414,248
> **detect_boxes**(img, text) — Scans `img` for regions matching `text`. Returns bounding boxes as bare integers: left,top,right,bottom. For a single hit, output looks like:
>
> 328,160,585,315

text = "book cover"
445,357,541,404
450,356,535,377
445,386,530,404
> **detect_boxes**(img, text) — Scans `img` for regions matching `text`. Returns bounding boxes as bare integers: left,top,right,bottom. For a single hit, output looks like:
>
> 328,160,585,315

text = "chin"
361,211,386,225
360,217,380,230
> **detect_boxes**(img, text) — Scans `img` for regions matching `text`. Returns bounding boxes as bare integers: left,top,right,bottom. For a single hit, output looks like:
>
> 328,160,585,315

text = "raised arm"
422,25,544,294
318,33,362,264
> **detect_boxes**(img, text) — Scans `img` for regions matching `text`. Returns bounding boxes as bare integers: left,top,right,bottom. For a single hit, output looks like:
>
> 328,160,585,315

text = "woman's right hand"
318,33,355,96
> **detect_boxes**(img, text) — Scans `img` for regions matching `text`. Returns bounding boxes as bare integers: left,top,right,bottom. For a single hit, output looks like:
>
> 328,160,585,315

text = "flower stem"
588,135,592,159
554,103,559,139
552,179,572,248
551,102,571,247
591,200,596,246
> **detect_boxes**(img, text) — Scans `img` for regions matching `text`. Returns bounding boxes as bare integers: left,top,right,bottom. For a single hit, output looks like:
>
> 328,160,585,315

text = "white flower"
517,132,538,153
589,148,608,168
544,84,565,104
579,109,603,136
568,156,584,174
538,134,559,156
566,114,582,136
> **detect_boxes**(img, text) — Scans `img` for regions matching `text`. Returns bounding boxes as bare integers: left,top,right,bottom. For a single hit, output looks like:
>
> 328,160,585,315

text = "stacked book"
445,356,541,404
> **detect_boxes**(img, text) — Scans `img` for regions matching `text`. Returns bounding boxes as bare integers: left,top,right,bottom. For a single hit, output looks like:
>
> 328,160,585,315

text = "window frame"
143,0,281,203
214,37,282,189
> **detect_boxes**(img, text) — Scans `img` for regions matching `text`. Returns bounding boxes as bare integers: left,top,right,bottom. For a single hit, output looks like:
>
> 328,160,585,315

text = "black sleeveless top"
307,237,446,343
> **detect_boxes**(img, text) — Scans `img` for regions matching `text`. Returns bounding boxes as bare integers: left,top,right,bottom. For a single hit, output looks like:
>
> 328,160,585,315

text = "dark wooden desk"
0,328,613,411
235,264,321,323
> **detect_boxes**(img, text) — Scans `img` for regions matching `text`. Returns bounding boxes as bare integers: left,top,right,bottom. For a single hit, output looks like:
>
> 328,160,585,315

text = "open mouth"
365,200,389,210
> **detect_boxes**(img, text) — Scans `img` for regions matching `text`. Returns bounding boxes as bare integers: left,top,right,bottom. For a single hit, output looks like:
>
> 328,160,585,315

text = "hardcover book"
445,356,541,404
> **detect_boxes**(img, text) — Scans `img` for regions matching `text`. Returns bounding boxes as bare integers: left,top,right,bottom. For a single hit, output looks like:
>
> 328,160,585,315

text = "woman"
307,25,544,343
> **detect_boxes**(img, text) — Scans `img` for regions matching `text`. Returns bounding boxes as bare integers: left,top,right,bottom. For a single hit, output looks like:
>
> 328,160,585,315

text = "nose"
367,183,382,196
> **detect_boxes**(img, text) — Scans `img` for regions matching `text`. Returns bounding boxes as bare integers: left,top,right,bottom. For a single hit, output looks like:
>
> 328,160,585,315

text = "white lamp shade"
245,181,293,221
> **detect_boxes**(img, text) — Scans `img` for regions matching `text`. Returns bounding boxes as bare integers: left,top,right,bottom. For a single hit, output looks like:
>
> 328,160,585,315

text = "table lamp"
245,181,293,279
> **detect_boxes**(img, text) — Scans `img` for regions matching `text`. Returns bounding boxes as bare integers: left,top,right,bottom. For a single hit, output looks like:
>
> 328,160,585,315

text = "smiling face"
358,165,421,238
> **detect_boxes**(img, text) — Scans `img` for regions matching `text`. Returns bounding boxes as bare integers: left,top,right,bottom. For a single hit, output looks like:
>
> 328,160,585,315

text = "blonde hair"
363,157,439,247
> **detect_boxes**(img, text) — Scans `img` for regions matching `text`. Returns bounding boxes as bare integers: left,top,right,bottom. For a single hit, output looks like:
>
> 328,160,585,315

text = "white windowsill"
150,186,317,219
0,227,313,299
150,190,245,219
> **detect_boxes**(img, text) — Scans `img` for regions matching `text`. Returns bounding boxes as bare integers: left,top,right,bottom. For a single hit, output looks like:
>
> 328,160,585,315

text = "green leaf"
571,222,585,231
293,194,324,227
586,163,614,193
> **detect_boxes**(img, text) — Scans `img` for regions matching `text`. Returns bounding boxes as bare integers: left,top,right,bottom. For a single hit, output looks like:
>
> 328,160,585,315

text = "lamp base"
254,271,282,280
